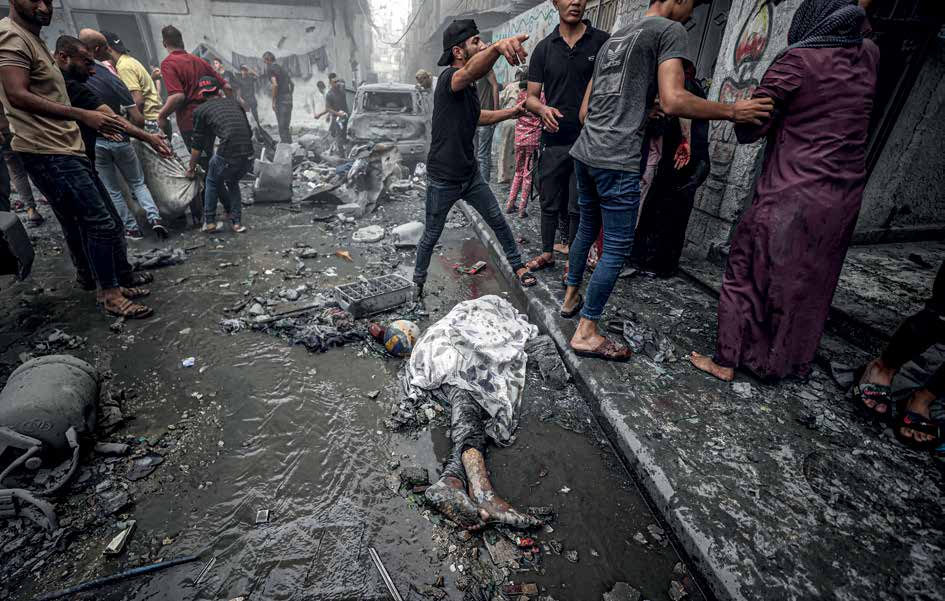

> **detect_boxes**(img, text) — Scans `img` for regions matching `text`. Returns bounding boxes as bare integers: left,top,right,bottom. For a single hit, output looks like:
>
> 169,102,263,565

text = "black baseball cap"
197,76,220,97
437,19,479,67
101,31,127,54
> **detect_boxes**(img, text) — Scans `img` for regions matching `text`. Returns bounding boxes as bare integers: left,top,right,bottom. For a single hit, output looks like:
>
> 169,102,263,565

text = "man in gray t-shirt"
559,0,774,363
570,15,689,172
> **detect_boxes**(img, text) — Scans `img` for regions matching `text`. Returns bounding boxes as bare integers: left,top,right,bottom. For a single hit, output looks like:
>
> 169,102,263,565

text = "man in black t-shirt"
524,0,609,277
263,51,293,143
415,19,536,296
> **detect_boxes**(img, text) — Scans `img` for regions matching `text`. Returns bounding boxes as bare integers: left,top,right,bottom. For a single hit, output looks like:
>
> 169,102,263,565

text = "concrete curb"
458,201,736,601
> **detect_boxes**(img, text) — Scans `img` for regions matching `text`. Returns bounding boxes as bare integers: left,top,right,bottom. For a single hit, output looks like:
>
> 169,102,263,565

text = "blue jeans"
204,154,251,225
476,124,495,183
95,139,160,230
414,170,524,285
20,153,122,289
567,160,641,321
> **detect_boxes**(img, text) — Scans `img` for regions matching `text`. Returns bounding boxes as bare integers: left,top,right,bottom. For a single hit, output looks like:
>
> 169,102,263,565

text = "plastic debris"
103,520,136,556
455,260,487,275
391,221,424,247
335,249,354,262
334,274,413,318
604,582,642,601
255,509,270,525
732,382,755,399
181,357,196,368
125,453,164,482
35,555,200,600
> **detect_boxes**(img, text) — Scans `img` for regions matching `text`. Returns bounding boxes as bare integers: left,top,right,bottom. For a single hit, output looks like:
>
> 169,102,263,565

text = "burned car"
348,83,430,167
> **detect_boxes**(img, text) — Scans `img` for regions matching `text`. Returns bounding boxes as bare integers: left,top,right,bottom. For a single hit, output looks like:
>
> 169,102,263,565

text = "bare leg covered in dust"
425,386,539,530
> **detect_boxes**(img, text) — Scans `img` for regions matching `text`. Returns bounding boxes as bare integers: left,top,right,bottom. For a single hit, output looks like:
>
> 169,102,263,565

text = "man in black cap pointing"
413,20,538,295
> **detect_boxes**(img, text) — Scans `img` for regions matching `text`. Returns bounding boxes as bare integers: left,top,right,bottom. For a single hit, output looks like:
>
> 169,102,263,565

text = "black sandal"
560,294,583,319
518,270,537,288
850,364,894,422
125,271,155,287
894,395,943,452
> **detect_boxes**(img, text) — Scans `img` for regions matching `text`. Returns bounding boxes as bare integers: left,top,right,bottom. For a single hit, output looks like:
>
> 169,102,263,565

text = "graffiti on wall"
703,0,784,193
491,2,559,85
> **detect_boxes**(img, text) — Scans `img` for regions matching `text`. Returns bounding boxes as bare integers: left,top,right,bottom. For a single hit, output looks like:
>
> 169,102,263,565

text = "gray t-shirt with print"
570,16,691,173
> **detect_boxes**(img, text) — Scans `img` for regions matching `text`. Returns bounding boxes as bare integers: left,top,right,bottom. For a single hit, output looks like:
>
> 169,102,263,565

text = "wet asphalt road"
0,192,704,601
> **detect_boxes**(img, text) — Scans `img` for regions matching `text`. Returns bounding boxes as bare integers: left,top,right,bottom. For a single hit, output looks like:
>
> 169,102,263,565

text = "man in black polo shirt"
524,0,609,277
185,76,254,233
414,19,537,296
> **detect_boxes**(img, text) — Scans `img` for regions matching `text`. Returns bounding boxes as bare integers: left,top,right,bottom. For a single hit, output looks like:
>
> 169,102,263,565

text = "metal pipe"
368,547,403,601
35,555,200,600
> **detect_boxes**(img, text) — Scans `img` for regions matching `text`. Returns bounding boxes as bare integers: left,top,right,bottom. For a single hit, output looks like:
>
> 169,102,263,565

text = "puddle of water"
4,204,700,601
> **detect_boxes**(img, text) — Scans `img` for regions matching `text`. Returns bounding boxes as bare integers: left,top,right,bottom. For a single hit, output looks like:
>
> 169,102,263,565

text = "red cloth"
513,89,543,149
160,50,226,133
714,41,880,379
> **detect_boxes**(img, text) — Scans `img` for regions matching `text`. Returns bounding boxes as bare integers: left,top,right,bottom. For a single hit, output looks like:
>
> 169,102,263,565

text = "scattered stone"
647,524,666,543
732,382,754,399
632,532,648,546
94,442,130,456
97,489,131,515
525,335,569,389
565,549,579,563
352,225,385,243
603,582,642,601
399,467,430,487
673,562,688,577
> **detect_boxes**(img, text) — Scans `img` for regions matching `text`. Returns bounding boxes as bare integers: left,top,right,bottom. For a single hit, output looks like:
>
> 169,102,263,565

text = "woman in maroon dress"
691,0,879,381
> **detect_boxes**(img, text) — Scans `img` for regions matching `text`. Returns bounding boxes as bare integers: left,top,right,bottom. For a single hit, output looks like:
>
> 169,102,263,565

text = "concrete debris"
732,382,755,399
668,580,688,601
254,143,294,203
603,582,642,601
128,247,187,270
399,466,430,487
97,489,131,516
353,225,385,243
565,549,579,563
103,520,136,556
391,221,424,247
94,443,130,456
125,453,165,482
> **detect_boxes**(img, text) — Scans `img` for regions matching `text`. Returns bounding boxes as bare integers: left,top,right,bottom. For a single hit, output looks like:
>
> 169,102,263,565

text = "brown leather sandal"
121,287,151,300
573,339,632,363
525,254,555,271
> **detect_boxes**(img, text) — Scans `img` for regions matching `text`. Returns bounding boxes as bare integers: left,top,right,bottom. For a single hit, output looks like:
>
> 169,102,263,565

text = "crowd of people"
0,0,323,319
417,0,942,458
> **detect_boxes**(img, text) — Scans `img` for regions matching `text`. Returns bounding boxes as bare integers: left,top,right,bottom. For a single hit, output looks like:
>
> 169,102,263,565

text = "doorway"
71,11,159,70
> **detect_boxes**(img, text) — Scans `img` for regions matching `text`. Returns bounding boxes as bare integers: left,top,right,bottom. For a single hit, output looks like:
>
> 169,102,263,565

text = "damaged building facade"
405,0,944,262
18,0,373,128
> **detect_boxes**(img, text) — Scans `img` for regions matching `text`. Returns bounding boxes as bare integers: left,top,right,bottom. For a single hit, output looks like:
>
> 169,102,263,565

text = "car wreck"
347,83,430,167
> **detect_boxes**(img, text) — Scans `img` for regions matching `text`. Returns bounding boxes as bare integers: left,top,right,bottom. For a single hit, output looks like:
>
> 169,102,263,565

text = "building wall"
855,35,945,238
30,0,371,129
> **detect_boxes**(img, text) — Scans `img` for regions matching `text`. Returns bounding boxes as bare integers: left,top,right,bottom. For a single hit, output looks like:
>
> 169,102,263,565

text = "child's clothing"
507,89,543,215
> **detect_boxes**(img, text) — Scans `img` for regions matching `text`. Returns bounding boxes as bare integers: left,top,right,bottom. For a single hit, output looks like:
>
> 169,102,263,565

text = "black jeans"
441,386,487,485
414,170,524,285
20,153,122,289
881,261,945,396
537,143,579,254
275,100,293,143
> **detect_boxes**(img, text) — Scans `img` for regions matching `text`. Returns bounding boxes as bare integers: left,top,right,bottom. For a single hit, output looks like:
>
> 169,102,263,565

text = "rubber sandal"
573,339,632,363
518,271,537,288
560,294,583,319
525,255,555,271
104,298,153,320
894,395,943,451
125,272,154,287
850,364,894,422
505,203,517,214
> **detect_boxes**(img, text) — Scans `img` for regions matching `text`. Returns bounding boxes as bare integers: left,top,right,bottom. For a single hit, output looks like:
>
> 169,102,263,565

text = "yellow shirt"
0,17,83,157
116,52,161,121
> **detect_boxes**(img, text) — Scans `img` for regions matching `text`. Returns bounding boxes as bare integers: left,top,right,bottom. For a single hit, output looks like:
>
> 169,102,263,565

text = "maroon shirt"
160,50,226,132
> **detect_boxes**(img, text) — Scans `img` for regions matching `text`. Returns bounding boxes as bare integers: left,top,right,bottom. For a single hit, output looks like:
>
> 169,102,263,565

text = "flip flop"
518,270,537,288
525,255,555,271
850,364,894,422
560,294,583,319
894,395,943,452
573,339,632,363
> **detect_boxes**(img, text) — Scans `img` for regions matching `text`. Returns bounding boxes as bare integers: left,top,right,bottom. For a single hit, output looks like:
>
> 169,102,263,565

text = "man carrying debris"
263,51,293,143
185,76,254,234
413,19,538,296
405,296,542,530
101,32,162,133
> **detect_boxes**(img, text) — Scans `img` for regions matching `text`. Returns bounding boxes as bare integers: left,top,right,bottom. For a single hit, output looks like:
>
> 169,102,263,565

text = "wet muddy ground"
1,186,704,600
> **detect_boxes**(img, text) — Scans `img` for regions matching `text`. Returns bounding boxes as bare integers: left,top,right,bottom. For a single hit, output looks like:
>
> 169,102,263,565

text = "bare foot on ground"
473,490,541,529
424,477,485,531
689,352,735,382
